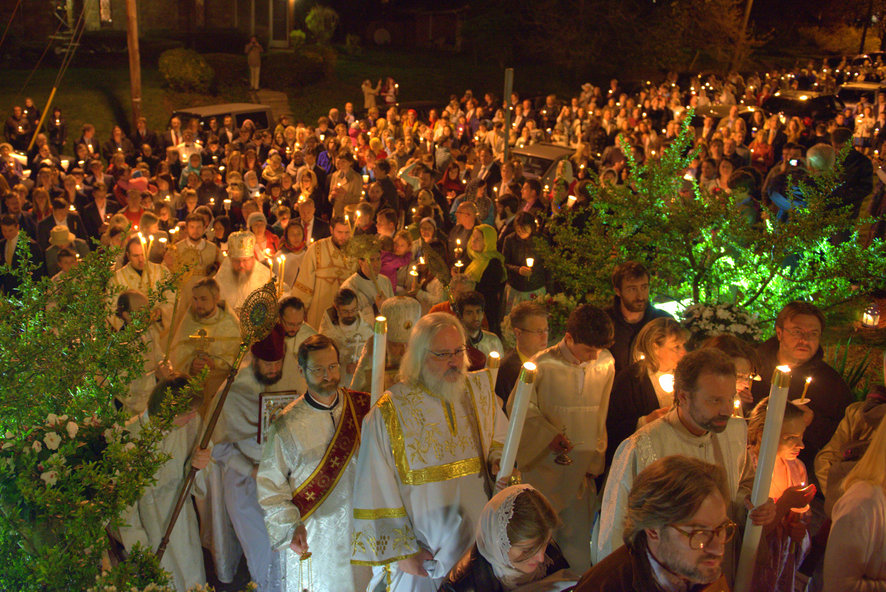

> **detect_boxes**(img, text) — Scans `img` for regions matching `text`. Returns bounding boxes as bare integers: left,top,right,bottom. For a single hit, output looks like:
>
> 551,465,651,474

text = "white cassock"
508,342,615,572
210,357,283,592
278,323,318,395
117,412,206,592
592,408,749,563
111,261,174,334
290,237,355,330
257,390,373,592
350,371,508,592
471,330,504,360
213,257,272,319
318,311,373,388
119,321,165,417
340,271,394,324
172,238,219,276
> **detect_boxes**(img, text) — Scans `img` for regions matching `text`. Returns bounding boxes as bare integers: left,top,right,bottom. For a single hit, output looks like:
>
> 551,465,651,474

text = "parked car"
762,91,845,122
510,142,575,187
169,103,273,135
837,82,886,110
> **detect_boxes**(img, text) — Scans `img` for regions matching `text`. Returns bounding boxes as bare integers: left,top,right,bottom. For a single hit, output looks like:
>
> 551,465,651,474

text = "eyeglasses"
305,363,340,377
515,326,549,336
784,327,821,341
667,520,737,550
427,347,467,361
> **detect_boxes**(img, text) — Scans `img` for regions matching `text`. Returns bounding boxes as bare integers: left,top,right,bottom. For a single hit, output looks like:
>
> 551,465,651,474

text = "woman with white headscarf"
440,485,577,592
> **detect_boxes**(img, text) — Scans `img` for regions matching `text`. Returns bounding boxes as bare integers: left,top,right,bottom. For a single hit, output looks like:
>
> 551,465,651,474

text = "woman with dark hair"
441,485,575,592
210,215,232,249
605,317,688,466
502,212,546,314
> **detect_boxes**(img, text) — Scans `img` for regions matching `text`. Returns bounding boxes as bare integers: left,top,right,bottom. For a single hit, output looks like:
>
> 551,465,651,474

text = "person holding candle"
595,348,776,565
463,224,506,335
752,301,853,480
605,318,689,469
501,212,546,315
455,290,503,360
495,302,549,406
508,304,615,571
247,212,279,259
745,397,816,591
341,234,394,322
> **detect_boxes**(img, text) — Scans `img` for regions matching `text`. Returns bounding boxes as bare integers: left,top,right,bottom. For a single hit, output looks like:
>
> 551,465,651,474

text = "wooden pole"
125,0,142,129
502,68,514,163
729,0,755,73
860,0,875,55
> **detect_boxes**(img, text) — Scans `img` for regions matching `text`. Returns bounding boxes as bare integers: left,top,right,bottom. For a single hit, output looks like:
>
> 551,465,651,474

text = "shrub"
305,5,340,45
203,52,248,90
344,33,362,55
260,49,326,91
290,29,307,49
158,48,215,93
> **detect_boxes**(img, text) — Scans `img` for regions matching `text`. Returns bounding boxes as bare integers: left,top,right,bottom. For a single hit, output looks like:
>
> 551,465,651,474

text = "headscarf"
464,224,504,283
475,484,548,590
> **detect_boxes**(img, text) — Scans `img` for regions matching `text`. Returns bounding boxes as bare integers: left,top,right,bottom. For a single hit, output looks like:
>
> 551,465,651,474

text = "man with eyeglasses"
507,304,615,571
257,334,372,592
595,348,775,570
495,301,549,404
752,301,852,476
351,312,508,591
210,326,287,592
576,456,734,591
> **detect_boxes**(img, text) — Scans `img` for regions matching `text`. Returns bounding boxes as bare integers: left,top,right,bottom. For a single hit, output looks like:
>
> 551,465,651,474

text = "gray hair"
806,143,836,174
398,312,469,385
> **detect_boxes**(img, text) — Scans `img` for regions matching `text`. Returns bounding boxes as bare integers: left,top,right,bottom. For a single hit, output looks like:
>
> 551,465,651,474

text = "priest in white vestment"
111,235,174,335
257,334,372,592
277,296,317,395
117,377,210,592
508,305,615,571
350,313,508,592
213,231,272,319
341,234,394,323
115,290,169,417
210,327,287,592
291,217,355,329
318,288,373,388
592,348,774,566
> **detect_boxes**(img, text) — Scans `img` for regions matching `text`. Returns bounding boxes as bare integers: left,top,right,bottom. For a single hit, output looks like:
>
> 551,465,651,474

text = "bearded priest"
214,230,272,318
257,334,372,592
350,312,508,592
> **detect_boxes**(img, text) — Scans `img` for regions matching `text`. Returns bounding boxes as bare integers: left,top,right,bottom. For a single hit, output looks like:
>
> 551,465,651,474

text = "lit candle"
526,257,534,268
223,199,231,211
371,316,387,405
68,204,76,212
567,195,577,208
362,174,370,184
659,373,675,393
496,362,537,482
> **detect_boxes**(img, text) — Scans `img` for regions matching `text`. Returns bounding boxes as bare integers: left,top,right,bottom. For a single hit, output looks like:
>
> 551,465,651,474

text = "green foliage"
826,339,875,401
0,245,194,591
88,544,172,592
260,48,327,91
158,48,215,94
305,5,340,45
203,52,247,91
289,29,307,50
536,112,886,323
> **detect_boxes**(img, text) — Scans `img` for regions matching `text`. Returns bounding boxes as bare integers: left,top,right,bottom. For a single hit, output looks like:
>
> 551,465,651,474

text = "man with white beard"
318,288,372,388
214,231,272,318
350,313,508,592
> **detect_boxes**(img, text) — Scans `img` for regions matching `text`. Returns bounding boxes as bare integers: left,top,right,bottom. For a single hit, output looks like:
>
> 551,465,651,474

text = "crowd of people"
1,60,885,592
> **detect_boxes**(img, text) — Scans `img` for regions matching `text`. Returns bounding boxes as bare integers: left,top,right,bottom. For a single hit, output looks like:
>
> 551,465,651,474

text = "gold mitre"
227,231,256,259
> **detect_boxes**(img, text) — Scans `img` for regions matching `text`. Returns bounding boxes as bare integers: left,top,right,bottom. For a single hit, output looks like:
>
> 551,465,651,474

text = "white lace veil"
475,484,549,590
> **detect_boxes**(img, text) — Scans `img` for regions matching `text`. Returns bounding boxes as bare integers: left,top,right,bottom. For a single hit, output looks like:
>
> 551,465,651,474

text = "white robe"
278,323,318,395
592,408,748,563
340,271,394,324
213,257,272,319
472,330,504,360
350,372,508,592
319,311,373,389
120,322,165,417
291,237,356,330
117,413,206,592
823,480,886,591
508,342,615,572
111,261,174,335
257,392,372,592
210,358,284,592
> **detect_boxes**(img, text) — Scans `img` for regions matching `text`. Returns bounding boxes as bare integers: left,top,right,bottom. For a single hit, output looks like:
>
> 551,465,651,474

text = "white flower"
46,413,59,426
123,442,136,452
32,440,43,453
40,470,58,486
66,421,79,439
43,432,62,450
58,415,68,423
702,308,714,319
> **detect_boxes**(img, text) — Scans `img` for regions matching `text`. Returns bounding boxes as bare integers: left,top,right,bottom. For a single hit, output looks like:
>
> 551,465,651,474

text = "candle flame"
805,377,812,384
659,373,675,393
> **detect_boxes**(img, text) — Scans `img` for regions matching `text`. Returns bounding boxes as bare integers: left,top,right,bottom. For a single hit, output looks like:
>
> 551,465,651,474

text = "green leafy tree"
536,113,886,322
0,245,194,591
305,5,340,45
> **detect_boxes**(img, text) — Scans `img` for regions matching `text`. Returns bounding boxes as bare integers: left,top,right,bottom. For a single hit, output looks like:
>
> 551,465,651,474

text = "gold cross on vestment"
188,329,216,353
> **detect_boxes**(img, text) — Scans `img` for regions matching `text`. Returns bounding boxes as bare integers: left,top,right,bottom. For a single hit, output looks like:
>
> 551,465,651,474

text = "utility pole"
729,0,755,73
860,0,875,55
125,0,142,129
502,68,514,162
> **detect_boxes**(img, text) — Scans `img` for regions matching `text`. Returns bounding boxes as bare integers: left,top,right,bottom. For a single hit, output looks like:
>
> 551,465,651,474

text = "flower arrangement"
681,302,767,346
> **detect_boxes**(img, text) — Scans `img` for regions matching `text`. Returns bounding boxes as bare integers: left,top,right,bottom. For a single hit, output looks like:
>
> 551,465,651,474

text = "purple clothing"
380,251,410,290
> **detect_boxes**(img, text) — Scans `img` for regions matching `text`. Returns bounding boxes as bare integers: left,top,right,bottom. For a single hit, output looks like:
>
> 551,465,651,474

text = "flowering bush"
681,302,767,347
540,292,582,342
